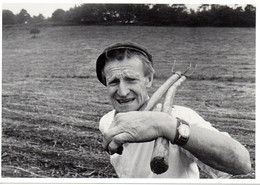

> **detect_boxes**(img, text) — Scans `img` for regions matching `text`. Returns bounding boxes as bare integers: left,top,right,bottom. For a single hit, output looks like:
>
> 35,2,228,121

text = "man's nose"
117,82,130,97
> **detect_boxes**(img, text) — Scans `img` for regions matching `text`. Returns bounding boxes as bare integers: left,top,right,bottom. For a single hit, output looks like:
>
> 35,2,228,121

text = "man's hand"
103,111,177,155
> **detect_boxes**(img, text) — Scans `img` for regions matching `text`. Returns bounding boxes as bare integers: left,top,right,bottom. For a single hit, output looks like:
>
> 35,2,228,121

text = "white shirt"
99,105,231,178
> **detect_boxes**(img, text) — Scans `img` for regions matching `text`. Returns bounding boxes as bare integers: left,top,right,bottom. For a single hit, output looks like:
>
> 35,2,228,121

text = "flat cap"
96,42,153,86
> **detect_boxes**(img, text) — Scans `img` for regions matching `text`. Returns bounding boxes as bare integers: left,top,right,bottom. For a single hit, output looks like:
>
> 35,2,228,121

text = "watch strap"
174,118,190,146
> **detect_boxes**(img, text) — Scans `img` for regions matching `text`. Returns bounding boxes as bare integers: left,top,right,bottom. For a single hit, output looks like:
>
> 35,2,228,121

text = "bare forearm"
103,109,251,175
181,125,251,175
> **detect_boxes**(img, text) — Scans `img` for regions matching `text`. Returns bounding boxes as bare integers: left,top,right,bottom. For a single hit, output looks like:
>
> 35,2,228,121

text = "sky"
2,3,77,18
2,0,254,18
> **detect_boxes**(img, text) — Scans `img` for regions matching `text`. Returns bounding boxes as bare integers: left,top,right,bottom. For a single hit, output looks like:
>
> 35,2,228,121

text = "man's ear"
145,74,153,88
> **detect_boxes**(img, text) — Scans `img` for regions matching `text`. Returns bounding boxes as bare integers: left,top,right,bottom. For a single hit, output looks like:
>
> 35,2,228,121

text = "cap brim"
96,53,107,86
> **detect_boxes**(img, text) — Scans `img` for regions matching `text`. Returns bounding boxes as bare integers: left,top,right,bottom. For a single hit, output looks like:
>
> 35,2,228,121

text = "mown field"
2,25,255,178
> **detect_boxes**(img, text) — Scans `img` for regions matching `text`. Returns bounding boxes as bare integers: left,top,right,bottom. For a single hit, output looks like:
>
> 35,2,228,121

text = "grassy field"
2,25,255,179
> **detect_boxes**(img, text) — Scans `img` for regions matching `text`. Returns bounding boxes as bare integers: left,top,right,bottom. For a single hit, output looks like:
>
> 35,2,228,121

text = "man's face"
103,56,152,113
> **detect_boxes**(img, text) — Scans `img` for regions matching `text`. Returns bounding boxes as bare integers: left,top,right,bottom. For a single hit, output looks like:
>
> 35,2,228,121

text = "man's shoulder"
172,105,196,113
101,110,116,120
171,105,207,125
99,110,116,134
154,103,202,124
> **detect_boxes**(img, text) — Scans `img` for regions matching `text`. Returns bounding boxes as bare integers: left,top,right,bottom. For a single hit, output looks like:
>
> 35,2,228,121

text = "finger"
109,113,124,128
105,146,124,155
113,112,124,122
117,146,124,155
109,120,116,129
107,132,131,155
109,112,122,129
102,126,121,151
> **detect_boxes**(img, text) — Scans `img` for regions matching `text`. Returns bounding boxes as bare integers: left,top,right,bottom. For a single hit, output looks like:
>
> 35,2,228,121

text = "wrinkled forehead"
106,67,142,80
104,57,145,79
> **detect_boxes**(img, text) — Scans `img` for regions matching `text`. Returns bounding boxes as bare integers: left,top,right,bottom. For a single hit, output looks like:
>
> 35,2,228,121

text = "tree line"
2,4,256,27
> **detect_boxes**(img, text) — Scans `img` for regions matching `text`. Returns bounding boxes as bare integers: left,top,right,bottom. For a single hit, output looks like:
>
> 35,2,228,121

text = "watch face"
178,124,191,138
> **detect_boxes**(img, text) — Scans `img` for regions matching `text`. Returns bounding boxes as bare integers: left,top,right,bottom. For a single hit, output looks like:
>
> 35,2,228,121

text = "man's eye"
108,79,118,86
126,78,137,82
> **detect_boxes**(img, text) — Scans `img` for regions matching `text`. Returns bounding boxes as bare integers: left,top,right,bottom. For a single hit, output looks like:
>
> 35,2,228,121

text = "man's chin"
114,103,140,113
115,106,136,113
116,109,131,113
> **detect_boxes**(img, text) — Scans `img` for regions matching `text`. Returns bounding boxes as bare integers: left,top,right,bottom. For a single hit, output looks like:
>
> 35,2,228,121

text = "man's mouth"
116,98,135,104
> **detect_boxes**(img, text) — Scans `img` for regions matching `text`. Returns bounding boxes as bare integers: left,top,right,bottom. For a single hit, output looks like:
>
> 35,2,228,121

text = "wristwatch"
174,118,191,146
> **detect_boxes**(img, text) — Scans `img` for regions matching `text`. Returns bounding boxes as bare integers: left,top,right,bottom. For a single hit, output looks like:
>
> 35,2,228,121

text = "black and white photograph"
1,0,257,183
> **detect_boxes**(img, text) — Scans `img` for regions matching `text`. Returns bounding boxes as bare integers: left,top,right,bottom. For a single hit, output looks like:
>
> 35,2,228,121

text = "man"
96,42,251,178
